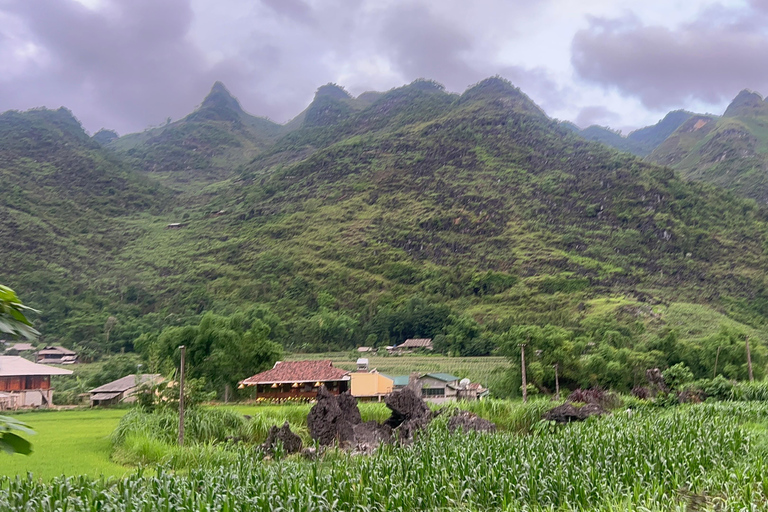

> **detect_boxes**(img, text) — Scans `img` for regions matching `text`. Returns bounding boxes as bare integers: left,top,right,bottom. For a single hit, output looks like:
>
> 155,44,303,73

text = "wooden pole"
554,363,560,401
746,336,754,382
714,346,721,378
178,345,186,446
520,343,528,403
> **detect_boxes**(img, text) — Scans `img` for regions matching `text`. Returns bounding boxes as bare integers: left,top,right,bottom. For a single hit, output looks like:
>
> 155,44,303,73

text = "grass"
285,352,509,386
0,409,129,479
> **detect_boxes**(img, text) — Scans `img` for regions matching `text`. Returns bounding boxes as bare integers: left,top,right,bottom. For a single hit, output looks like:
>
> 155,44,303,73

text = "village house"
349,359,394,402
389,372,488,403
35,346,78,365
240,360,350,401
0,356,73,409
3,342,35,355
89,373,163,407
389,338,433,354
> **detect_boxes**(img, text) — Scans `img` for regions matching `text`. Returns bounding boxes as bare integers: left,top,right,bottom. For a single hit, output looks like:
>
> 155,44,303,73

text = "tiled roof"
90,374,162,394
241,360,350,385
37,346,77,356
398,338,433,348
0,356,73,376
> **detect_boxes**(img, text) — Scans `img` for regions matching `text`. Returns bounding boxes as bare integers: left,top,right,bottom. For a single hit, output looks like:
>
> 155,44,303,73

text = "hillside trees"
135,308,283,396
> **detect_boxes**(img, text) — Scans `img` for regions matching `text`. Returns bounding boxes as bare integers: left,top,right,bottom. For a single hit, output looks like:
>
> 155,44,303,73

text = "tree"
0,285,39,340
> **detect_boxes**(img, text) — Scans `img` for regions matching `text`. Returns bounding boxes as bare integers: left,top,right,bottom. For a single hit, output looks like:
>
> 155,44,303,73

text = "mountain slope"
649,90,768,202
0,107,175,351
567,110,693,157
109,82,283,188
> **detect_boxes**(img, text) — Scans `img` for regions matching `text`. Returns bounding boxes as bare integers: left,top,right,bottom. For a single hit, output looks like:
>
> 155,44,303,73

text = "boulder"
447,410,496,433
542,402,606,423
307,387,360,446
384,387,432,442
261,421,302,455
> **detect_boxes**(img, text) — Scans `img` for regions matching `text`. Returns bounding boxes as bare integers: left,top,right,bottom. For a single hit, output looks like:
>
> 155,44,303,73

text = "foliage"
0,416,33,455
0,285,39,340
662,363,694,391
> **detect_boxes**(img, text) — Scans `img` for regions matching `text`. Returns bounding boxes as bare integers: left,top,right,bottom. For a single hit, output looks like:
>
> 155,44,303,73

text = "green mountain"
108,82,283,188
0,107,175,353
3,78,768,382
567,110,693,157
648,90,768,202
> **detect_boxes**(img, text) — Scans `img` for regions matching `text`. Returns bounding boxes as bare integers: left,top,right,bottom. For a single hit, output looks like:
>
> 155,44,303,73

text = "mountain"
648,90,768,202
108,82,283,188
0,107,174,352
567,110,693,157
2,77,768,363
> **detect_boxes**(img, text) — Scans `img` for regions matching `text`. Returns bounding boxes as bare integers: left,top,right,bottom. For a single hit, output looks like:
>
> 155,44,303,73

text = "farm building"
89,373,163,407
390,338,433,353
4,342,35,355
0,356,73,408
349,359,394,401
36,346,78,364
389,372,487,403
240,360,350,401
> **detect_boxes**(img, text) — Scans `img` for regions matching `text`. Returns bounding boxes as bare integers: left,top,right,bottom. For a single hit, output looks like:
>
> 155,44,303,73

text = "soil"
447,410,496,433
542,402,606,423
261,421,303,455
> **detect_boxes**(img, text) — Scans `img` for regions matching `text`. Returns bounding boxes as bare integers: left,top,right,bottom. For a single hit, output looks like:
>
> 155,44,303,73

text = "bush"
662,363,694,391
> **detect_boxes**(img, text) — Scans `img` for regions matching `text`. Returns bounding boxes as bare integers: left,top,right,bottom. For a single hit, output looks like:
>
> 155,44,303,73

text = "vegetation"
3,403,768,510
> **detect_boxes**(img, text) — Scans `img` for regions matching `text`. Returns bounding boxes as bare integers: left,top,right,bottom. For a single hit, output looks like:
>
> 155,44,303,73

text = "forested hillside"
3,77,768,392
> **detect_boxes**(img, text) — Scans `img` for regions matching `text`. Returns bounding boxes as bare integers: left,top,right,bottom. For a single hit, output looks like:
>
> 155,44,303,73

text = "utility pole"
746,336,754,382
178,345,186,446
714,346,721,378
520,342,528,403
554,363,560,401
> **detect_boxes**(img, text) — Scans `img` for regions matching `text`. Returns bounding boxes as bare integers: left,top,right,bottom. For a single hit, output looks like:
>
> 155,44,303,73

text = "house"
89,373,163,406
458,382,490,400
356,346,377,354
240,360,350,401
418,372,460,403
4,342,35,355
35,346,78,365
0,356,73,408
390,338,433,353
350,370,394,402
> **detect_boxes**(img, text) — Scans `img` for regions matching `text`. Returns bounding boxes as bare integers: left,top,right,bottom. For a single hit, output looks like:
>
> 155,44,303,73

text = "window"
422,387,445,397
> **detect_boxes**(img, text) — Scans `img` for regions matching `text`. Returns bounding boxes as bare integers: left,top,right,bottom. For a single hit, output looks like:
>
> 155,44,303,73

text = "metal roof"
90,392,121,401
90,374,162,394
0,356,73,376
423,372,459,383
392,375,410,386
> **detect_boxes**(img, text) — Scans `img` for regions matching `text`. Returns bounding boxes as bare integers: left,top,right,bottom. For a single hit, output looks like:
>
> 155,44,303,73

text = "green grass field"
1,409,129,480
285,352,509,385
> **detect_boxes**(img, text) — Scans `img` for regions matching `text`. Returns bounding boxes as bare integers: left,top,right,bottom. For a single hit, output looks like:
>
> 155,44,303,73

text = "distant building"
350,369,394,402
89,374,163,407
36,346,78,365
240,360,350,401
390,338,433,353
4,342,35,355
356,346,377,354
0,356,73,408
389,372,487,403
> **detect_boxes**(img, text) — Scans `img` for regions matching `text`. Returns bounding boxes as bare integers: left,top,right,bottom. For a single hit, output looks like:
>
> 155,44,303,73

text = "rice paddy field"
3,401,768,510
285,352,510,385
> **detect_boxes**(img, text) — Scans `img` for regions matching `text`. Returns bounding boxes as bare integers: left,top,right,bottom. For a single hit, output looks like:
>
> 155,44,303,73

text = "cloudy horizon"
1,0,765,136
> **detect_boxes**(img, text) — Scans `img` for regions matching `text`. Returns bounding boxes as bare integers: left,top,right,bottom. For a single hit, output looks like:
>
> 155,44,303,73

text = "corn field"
3,402,768,511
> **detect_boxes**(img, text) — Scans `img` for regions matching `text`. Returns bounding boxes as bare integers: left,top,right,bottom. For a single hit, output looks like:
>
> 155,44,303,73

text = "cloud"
574,105,621,128
571,5,768,109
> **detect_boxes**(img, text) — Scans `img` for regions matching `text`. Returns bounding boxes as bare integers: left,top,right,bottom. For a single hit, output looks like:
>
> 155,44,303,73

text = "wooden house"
0,356,73,408
89,373,163,406
390,338,433,354
240,360,350,401
36,346,78,364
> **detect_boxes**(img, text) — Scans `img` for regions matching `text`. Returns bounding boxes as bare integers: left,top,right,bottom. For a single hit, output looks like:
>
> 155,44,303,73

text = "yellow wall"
351,372,393,397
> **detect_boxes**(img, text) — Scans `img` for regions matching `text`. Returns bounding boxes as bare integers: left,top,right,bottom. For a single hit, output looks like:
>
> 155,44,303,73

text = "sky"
1,0,766,135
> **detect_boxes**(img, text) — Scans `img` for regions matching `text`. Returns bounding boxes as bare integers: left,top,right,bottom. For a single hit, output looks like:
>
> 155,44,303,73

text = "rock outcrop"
261,421,303,455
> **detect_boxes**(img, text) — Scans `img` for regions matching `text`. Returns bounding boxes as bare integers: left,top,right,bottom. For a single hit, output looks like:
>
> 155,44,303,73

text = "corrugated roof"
392,375,410,386
36,346,77,356
423,372,459,383
90,374,162,394
241,360,349,385
90,392,121,401
0,356,73,376
7,343,35,352
398,338,433,349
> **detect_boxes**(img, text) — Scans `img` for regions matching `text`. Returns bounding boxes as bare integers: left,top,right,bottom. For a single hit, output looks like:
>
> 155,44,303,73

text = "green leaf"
0,433,33,455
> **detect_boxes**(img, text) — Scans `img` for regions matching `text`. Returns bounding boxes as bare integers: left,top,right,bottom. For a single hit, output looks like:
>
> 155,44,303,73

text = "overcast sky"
1,0,766,135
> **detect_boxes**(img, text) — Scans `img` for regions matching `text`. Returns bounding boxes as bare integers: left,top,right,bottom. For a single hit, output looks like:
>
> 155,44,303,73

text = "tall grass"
4,402,766,511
